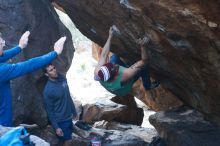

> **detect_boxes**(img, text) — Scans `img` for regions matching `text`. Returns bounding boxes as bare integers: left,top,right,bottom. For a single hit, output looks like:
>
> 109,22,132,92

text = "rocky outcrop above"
0,0,74,126
149,106,220,146
53,0,220,124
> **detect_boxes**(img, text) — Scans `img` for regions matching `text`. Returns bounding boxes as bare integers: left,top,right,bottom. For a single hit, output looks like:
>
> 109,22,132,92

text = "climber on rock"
94,25,160,96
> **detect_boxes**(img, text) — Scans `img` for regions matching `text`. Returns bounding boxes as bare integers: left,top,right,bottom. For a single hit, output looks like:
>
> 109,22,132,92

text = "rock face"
82,96,144,125
82,98,126,123
132,80,183,111
111,95,144,125
54,0,220,124
0,0,74,126
93,120,157,144
149,106,220,146
29,121,156,146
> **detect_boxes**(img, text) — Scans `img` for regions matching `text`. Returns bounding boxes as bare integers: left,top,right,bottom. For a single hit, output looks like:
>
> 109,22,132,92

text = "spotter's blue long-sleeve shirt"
0,46,58,127
0,46,22,63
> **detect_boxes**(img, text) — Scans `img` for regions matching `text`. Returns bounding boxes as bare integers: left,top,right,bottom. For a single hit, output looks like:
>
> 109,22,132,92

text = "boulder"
132,80,183,111
53,0,220,125
111,94,144,125
28,121,157,146
82,99,126,123
94,120,157,143
149,106,220,146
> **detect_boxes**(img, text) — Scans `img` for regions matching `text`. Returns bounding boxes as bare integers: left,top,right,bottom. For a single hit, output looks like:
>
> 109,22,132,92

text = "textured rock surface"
54,0,220,124
149,106,220,146
111,95,144,125
82,99,126,123
94,120,157,143
30,121,155,146
0,0,74,126
131,79,183,111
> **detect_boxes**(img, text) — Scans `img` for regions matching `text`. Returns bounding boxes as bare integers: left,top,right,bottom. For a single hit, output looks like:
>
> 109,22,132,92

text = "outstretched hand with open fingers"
54,36,66,55
19,31,30,49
